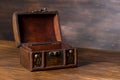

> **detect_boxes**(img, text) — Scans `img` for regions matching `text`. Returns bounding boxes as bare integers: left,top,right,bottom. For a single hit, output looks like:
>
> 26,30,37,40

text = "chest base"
20,43,77,71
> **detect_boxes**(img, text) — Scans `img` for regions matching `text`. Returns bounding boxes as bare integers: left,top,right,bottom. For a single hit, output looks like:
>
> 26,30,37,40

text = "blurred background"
0,0,120,51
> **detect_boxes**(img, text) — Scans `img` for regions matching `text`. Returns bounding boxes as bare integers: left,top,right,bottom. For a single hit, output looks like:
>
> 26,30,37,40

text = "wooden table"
0,40,120,80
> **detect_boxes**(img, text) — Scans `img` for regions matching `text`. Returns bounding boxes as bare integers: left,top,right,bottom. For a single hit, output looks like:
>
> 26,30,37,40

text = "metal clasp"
41,8,47,12
31,8,48,13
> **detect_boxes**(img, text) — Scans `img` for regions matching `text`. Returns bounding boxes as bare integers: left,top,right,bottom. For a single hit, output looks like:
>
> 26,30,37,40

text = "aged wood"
19,43,77,71
13,10,77,71
0,40,120,80
13,11,61,46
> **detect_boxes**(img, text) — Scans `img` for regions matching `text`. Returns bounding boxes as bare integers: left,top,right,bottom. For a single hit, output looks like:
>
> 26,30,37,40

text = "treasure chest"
12,8,77,71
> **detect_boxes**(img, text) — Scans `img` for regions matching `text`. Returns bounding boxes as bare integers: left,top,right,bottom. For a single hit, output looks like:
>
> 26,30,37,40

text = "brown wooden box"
12,9,77,71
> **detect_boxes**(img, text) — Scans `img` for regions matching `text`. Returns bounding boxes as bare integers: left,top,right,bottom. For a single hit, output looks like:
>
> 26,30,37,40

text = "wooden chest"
12,9,77,71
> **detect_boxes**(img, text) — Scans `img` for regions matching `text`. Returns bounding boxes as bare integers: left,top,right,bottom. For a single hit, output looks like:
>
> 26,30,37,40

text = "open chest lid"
13,9,62,47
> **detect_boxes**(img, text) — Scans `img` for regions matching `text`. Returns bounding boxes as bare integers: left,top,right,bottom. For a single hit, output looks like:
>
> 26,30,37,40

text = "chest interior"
17,12,61,44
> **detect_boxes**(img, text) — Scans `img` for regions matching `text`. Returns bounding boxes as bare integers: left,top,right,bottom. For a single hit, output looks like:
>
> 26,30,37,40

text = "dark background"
0,0,120,51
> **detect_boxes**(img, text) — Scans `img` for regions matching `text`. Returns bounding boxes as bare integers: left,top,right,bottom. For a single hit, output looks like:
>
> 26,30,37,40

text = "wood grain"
0,0,120,50
0,40,119,80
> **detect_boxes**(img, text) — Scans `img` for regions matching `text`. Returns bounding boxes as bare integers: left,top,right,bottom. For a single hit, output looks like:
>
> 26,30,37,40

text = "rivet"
35,54,38,58
69,50,73,53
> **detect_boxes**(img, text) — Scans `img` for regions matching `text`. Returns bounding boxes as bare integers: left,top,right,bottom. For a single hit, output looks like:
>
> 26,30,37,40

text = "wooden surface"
0,40,120,80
